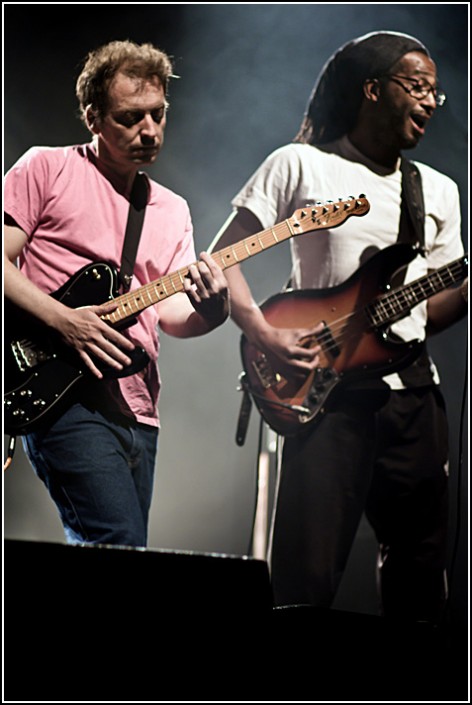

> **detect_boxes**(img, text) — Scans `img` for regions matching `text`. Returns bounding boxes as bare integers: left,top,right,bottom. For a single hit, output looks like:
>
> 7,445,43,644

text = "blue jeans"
23,404,159,547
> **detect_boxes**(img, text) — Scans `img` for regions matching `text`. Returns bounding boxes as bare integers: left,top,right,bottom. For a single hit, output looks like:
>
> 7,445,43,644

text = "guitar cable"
237,374,311,416
3,435,17,471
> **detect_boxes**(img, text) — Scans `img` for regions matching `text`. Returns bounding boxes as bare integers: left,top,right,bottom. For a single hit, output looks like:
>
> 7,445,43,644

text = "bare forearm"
225,265,271,343
158,292,229,338
427,279,468,335
209,208,270,342
158,251,229,337
209,209,321,374
159,300,225,338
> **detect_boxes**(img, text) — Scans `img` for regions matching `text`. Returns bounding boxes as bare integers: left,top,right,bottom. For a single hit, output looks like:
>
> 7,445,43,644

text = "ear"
363,78,381,103
85,105,100,134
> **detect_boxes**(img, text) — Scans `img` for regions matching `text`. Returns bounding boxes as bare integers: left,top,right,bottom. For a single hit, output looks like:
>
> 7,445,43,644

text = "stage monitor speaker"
5,538,273,615
5,539,274,701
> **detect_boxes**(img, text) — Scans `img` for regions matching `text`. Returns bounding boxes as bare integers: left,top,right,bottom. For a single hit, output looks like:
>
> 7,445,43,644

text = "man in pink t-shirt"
4,40,229,547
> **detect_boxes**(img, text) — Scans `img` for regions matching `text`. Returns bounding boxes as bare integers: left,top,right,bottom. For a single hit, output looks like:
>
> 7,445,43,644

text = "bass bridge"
251,353,281,389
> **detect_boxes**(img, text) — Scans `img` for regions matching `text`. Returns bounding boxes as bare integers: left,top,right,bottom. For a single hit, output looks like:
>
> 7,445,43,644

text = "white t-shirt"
232,136,464,389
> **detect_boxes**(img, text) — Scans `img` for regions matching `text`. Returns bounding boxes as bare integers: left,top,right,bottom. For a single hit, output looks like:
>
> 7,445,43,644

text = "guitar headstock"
289,195,370,235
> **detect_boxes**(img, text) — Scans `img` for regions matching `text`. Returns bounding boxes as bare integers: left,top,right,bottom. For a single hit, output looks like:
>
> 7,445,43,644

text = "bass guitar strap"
398,157,425,250
396,158,434,386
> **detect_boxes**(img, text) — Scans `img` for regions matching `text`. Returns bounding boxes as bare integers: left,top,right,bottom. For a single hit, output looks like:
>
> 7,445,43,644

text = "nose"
421,90,437,114
140,113,158,144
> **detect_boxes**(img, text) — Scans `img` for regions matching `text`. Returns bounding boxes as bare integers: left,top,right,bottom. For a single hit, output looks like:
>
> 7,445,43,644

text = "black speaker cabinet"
5,539,273,701
5,540,466,701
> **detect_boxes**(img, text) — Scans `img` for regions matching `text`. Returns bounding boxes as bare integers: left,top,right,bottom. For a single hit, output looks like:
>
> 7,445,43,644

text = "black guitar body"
4,262,149,435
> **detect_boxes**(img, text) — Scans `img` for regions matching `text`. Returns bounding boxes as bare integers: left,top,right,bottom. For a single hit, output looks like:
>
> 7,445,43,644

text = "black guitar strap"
398,158,425,249
397,158,434,386
119,172,148,292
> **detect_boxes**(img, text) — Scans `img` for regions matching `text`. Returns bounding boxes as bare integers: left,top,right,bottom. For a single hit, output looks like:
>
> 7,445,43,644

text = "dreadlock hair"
295,31,430,146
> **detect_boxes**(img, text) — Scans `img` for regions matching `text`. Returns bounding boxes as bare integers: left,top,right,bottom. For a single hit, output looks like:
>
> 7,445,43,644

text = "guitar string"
105,202,367,322
109,255,465,350
296,260,466,358
105,218,296,321
312,261,466,354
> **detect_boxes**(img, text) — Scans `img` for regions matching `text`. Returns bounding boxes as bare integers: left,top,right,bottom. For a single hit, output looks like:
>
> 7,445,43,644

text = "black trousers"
270,386,449,624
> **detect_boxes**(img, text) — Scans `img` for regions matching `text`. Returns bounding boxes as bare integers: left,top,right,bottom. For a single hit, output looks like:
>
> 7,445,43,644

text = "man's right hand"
53,301,137,379
249,321,323,379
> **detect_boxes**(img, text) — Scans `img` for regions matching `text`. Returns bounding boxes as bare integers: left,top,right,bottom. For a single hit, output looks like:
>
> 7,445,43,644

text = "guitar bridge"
12,338,52,372
252,354,281,389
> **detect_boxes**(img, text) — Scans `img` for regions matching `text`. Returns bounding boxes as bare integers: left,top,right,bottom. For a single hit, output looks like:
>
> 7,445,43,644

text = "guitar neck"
368,255,468,327
102,195,369,326
103,219,298,325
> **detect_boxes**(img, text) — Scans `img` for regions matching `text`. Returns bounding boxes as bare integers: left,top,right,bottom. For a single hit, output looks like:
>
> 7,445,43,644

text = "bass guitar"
4,195,370,434
240,243,468,436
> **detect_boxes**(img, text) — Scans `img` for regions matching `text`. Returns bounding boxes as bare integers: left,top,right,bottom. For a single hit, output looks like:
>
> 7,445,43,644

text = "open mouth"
410,113,427,135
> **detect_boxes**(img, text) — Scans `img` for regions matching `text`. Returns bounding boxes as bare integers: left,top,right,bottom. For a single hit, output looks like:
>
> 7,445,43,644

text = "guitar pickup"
252,354,281,389
12,339,52,372
316,322,341,359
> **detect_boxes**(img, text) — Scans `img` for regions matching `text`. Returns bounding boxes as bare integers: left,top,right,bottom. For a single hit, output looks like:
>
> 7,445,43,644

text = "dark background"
3,3,468,623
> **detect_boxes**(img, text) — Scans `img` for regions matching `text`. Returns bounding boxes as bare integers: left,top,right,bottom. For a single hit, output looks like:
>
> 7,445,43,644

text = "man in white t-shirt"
210,31,467,625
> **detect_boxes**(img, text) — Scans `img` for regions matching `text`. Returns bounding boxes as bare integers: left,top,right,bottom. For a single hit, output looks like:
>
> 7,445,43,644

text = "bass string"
293,259,466,358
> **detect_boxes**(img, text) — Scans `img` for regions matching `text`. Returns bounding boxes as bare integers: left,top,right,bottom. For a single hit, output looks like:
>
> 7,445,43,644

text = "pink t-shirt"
4,143,197,427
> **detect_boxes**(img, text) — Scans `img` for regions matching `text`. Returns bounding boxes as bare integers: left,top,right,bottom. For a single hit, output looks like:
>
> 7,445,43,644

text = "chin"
131,155,157,165
400,134,421,151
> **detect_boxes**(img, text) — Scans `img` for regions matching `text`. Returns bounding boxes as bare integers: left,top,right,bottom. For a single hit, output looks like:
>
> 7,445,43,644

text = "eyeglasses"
381,74,446,107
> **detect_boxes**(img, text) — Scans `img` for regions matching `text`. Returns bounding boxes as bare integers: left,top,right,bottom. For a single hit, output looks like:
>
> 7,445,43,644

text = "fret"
368,256,467,329
285,220,295,237
128,296,139,314
244,238,260,257
219,250,234,268
160,278,170,298
153,282,165,300
257,233,266,250
100,196,373,328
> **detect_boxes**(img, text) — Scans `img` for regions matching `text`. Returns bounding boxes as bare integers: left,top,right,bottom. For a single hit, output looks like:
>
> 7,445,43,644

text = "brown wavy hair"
76,40,174,124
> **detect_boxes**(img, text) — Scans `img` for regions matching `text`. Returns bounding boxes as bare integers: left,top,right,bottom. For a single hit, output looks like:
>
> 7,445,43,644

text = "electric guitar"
240,244,468,436
4,195,370,434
